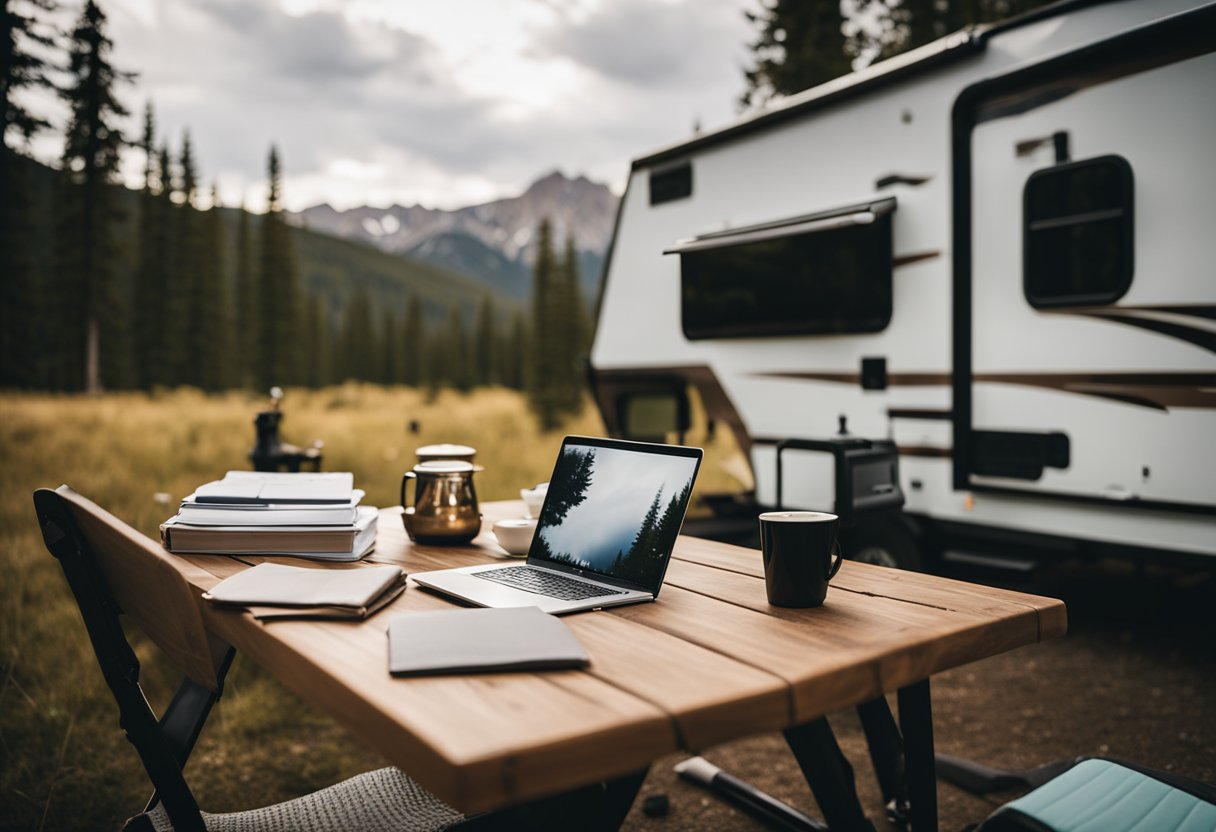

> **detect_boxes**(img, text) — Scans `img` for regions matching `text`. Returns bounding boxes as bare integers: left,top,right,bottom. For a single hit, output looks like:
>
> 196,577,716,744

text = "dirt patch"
622,561,1216,830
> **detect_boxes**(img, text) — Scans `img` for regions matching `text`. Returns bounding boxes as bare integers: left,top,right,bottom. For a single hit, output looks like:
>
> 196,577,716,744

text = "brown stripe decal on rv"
888,408,952,420
756,372,951,385
752,436,951,458
755,370,1216,411
972,372,1216,411
894,250,941,268
1046,305,1216,355
896,446,952,458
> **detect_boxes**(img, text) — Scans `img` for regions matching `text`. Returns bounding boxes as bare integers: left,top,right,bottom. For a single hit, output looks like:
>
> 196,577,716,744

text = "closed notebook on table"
387,607,590,676
203,562,405,620
174,490,366,526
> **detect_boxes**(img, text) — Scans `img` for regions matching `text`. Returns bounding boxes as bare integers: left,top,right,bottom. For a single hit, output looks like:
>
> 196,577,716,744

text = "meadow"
0,385,747,831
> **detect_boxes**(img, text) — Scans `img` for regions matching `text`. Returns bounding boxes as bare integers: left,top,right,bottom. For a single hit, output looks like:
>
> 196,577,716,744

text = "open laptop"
410,436,703,615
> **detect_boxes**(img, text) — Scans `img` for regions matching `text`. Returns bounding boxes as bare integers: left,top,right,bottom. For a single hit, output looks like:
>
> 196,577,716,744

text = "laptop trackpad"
414,571,572,614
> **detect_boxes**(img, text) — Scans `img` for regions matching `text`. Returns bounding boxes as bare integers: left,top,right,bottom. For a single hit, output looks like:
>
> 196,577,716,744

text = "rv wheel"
844,517,923,572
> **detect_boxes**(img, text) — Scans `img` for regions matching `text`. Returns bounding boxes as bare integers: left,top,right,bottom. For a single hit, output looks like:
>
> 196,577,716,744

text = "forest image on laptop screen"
533,443,699,589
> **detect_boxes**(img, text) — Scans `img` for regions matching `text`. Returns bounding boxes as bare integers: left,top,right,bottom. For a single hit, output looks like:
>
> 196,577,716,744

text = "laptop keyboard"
473,566,626,601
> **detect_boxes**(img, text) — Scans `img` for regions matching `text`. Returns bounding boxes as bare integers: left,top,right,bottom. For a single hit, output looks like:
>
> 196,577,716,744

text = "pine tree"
655,482,691,557
540,447,596,525
502,309,528,390
256,144,302,389
864,0,1053,61
149,142,176,386
131,103,161,388
56,0,133,393
2,0,56,145
1,0,57,388
473,295,495,387
301,293,325,387
178,130,206,387
424,324,447,399
402,294,423,387
739,1,850,110
326,303,344,386
234,201,257,387
527,218,561,428
341,287,374,382
445,303,472,392
195,184,232,391
553,235,589,416
629,490,665,562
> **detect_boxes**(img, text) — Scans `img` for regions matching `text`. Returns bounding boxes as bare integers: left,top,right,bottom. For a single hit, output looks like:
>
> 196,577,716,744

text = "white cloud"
29,0,756,211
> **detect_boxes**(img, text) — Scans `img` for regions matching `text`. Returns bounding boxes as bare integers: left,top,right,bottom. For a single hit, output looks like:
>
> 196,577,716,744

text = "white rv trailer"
590,0,1216,569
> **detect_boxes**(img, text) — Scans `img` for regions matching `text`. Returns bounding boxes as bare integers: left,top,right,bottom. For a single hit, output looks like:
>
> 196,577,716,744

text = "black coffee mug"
759,511,844,608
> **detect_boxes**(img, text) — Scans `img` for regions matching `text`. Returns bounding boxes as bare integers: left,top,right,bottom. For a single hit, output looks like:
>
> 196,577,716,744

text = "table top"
176,501,1067,814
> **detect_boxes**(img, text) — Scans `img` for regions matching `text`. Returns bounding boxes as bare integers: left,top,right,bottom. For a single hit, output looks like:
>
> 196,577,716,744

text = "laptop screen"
530,436,703,593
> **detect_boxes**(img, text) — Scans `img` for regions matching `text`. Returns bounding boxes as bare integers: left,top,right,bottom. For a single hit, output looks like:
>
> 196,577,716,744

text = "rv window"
616,387,691,443
1023,155,1134,308
650,163,693,205
678,212,893,339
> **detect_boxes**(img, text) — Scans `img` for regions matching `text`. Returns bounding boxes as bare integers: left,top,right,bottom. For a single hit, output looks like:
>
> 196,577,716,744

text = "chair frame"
35,486,234,832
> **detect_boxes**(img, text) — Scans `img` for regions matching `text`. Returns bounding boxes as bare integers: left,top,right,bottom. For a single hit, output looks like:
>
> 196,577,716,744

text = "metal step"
941,549,1038,573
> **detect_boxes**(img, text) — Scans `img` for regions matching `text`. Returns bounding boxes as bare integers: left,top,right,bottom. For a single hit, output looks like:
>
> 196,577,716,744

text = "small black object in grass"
642,794,670,818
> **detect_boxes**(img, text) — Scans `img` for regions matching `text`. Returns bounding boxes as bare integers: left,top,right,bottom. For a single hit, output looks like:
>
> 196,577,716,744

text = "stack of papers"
161,471,377,560
204,563,405,620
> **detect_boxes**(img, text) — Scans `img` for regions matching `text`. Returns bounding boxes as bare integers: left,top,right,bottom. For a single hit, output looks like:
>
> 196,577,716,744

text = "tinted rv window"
1023,155,1133,308
650,163,692,205
679,214,893,339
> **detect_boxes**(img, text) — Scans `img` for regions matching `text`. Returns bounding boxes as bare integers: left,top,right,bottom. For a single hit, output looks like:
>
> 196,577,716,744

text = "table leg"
784,718,875,832
897,679,938,832
857,696,911,827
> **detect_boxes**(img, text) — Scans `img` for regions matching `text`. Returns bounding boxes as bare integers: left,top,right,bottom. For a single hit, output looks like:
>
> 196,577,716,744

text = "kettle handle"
400,470,417,510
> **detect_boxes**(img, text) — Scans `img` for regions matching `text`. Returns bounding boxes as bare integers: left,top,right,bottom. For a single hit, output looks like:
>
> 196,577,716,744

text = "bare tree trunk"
85,317,102,395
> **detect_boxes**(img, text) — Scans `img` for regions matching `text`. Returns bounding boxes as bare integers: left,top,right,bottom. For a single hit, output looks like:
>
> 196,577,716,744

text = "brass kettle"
401,460,482,544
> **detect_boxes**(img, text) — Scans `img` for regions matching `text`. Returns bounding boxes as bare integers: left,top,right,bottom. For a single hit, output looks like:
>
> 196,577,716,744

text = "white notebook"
193,471,355,504
203,563,403,620
387,607,590,676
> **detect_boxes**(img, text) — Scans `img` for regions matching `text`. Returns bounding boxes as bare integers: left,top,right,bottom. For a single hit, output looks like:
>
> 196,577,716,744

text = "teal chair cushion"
984,759,1216,832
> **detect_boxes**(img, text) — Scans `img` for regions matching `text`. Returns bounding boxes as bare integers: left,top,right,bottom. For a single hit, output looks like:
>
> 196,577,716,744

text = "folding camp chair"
34,485,460,832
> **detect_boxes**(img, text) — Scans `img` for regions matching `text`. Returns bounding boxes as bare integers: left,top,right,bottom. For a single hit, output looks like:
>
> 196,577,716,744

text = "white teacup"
520,483,549,519
493,518,538,557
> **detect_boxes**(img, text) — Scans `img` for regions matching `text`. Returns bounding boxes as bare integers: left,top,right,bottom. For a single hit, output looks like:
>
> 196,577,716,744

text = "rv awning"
663,197,897,255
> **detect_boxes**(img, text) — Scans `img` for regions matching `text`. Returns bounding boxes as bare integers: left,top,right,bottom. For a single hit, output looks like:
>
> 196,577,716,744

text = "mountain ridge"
289,170,619,302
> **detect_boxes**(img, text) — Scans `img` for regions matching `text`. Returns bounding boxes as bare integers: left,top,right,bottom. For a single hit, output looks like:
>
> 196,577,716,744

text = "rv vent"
650,162,693,205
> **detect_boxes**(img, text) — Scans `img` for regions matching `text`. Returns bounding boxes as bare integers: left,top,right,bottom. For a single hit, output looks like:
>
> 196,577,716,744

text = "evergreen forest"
2,0,591,429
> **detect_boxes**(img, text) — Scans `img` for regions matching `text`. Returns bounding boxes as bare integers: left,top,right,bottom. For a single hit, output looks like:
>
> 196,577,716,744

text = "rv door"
957,21,1216,511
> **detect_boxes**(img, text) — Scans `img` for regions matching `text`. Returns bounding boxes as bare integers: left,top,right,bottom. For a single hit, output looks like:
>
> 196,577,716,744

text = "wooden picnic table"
173,500,1066,829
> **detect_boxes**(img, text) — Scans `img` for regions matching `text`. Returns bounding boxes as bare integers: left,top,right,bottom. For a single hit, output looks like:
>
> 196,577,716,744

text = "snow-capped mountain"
289,171,619,302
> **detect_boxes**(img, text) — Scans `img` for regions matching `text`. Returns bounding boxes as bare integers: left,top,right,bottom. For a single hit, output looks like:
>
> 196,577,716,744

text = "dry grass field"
0,385,747,831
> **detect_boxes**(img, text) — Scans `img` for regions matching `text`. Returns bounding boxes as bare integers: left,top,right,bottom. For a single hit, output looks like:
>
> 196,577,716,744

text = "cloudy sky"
24,0,758,211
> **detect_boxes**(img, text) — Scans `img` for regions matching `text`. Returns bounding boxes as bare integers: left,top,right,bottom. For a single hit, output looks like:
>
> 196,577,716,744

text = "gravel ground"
620,560,1216,831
